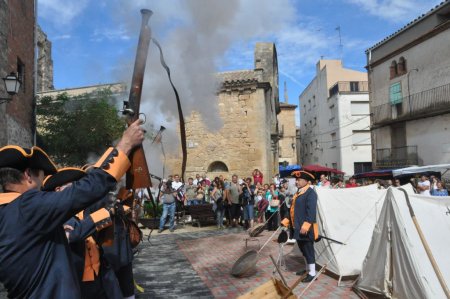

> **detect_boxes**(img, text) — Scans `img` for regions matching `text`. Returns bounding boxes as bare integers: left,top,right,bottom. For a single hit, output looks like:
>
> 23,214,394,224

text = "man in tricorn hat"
0,119,144,298
281,170,318,283
41,167,122,299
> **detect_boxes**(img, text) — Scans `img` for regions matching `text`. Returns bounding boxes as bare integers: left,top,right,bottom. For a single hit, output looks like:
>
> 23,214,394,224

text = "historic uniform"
282,170,318,283
41,167,123,299
0,146,130,298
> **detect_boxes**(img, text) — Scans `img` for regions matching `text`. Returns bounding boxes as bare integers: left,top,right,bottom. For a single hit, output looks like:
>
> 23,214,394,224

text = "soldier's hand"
117,119,145,155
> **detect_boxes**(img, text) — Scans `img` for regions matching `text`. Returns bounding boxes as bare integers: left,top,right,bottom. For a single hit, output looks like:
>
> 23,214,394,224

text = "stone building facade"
0,0,36,147
37,25,54,92
167,43,281,182
367,1,450,168
278,102,298,166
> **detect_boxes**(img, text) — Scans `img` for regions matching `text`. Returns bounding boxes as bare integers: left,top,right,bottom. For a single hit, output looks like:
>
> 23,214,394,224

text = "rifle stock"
125,9,153,190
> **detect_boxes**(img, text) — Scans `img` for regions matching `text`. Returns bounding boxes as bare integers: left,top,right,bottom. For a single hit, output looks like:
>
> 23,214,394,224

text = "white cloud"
52,34,71,40
39,0,89,25
90,26,131,42
346,0,442,22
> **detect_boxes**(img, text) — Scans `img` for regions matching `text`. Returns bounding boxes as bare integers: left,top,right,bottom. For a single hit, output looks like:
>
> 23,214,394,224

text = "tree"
37,89,125,166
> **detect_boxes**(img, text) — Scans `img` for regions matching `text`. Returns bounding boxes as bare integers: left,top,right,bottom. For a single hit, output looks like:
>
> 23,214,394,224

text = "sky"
38,0,443,129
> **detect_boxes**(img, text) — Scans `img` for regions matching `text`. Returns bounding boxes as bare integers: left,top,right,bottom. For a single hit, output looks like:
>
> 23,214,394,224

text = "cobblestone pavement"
0,224,359,299
134,225,359,299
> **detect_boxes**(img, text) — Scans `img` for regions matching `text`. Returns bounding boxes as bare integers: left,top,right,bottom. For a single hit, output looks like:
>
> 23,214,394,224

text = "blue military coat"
0,148,129,298
292,187,318,241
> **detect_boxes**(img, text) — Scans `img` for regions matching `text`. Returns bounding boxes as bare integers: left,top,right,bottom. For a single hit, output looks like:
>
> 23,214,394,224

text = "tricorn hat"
0,145,57,176
41,167,86,191
291,170,315,181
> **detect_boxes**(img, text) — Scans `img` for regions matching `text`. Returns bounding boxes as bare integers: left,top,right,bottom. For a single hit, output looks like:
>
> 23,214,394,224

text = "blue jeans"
216,209,224,227
187,199,200,206
159,202,176,230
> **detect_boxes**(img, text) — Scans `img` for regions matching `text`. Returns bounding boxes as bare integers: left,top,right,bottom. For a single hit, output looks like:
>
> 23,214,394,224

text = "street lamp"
1,73,21,104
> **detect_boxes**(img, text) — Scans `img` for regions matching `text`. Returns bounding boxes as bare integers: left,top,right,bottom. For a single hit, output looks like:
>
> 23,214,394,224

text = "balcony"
375,146,418,168
329,81,369,97
372,82,450,126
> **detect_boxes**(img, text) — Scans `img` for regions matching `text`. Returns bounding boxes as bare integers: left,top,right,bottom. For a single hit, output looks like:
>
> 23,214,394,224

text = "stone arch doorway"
207,161,229,173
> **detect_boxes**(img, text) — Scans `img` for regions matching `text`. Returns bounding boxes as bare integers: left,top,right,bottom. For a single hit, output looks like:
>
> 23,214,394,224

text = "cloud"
345,0,442,22
39,0,89,25
52,34,71,40
90,26,131,42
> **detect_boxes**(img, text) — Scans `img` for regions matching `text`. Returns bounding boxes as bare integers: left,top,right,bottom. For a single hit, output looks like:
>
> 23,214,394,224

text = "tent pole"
398,188,450,299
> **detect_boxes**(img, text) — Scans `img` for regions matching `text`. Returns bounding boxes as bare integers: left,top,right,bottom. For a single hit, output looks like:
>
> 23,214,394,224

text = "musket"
123,9,153,190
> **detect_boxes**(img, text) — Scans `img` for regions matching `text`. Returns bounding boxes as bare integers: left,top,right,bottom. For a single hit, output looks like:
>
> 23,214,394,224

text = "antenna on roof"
336,25,343,61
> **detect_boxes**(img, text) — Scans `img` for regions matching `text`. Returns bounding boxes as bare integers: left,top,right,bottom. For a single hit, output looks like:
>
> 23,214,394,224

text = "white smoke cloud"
107,0,297,176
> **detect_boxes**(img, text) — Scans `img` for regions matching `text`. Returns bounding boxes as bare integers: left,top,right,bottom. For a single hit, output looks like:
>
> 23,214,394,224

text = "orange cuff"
281,218,290,227
89,208,112,231
301,222,311,232
94,147,130,181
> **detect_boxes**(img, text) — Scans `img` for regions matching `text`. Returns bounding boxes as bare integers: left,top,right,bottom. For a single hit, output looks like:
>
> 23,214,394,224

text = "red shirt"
253,174,263,185
345,183,358,188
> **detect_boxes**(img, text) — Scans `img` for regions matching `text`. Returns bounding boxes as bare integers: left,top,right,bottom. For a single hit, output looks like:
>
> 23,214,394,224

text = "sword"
316,235,346,245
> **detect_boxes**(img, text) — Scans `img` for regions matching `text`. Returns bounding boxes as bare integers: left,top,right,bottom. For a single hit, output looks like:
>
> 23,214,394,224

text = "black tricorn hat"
41,167,86,191
291,170,315,181
0,145,57,176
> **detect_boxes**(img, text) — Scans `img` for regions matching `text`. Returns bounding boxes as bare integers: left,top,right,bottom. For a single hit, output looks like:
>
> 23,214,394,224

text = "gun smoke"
109,0,295,178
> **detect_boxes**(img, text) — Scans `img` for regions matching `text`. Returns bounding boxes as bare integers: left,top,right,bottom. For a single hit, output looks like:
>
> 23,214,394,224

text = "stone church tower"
167,43,281,182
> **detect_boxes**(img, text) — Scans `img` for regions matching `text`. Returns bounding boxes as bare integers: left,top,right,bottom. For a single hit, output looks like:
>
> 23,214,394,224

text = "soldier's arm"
20,120,144,234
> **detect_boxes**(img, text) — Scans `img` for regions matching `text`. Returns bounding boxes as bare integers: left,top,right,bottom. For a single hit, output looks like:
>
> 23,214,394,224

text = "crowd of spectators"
154,170,449,232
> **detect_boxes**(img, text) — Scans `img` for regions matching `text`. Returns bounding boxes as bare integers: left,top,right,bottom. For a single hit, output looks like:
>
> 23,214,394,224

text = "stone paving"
0,224,360,298
134,225,359,299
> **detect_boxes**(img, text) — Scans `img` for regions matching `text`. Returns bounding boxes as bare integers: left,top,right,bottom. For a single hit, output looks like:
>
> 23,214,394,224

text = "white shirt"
172,181,183,191
418,180,431,196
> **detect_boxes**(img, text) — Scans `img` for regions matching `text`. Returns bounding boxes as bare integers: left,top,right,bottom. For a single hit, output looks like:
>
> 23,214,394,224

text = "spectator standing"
346,177,358,188
158,181,177,233
256,190,267,223
211,180,225,229
394,179,401,187
185,177,198,206
193,173,201,185
417,175,431,196
241,177,256,229
318,174,331,188
431,181,448,196
253,169,264,185
228,174,242,227
266,184,279,231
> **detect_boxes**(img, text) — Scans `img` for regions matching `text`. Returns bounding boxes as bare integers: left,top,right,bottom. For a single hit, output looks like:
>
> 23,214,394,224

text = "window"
350,81,359,92
389,82,402,105
308,99,311,110
332,163,337,170
313,117,317,126
397,57,407,75
310,142,313,154
352,130,371,145
303,104,306,115
313,96,316,107
331,133,337,148
351,102,370,115
390,60,397,79
354,162,372,174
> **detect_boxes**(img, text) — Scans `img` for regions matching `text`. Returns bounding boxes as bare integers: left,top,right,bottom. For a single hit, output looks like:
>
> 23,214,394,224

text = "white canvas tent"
314,184,386,278
312,184,416,279
356,187,450,298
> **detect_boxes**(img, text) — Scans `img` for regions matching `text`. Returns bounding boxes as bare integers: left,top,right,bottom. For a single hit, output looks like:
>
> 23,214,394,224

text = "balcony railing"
329,81,369,97
372,82,450,126
375,145,418,168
